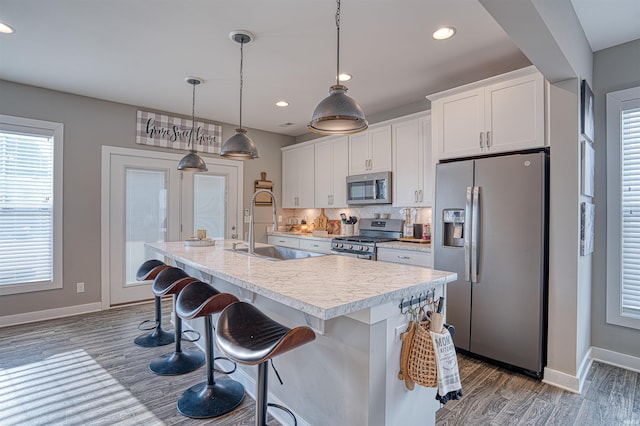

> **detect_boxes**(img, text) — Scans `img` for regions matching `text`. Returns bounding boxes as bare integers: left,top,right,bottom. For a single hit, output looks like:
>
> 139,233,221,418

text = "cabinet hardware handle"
398,255,411,260
278,240,285,243
414,190,418,203
479,132,484,149
312,244,319,247
486,131,491,147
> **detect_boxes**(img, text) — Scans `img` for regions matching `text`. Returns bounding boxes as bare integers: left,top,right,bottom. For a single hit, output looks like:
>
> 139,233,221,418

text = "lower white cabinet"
299,239,332,254
267,235,300,249
377,247,432,268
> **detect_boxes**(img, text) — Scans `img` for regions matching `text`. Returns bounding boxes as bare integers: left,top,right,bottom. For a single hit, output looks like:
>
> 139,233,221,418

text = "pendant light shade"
309,0,367,135
178,77,208,172
221,30,259,160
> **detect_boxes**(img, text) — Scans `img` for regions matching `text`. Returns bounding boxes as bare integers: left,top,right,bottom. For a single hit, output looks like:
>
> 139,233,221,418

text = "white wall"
591,39,640,358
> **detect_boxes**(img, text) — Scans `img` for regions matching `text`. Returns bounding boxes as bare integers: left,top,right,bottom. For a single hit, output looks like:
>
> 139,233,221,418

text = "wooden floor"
1,301,638,426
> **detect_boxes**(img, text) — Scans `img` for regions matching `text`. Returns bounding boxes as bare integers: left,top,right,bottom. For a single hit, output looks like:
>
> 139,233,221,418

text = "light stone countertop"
376,240,432,253
267,231,337,241
146,240,455,321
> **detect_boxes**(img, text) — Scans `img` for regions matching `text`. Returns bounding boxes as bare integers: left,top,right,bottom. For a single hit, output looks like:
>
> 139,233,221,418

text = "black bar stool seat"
175,281,244,419
216,302,316,426
149,267,205,376
134,260,174,347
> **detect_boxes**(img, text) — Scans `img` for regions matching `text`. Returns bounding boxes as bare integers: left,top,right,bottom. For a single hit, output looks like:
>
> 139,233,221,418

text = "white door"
108,155,181,305
102,147,243,307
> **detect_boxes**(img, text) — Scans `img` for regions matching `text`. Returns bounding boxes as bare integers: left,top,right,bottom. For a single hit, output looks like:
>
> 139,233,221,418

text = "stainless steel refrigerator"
434,150,548,378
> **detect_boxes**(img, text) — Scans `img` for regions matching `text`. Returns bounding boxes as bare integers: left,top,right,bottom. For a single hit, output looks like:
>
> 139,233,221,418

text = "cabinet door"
282,149,298,208
267,235,300,249
296,145,315,208
436,88,485,160
369,125,392,172
331,136,349,207
485,72,545,153
421,115,433,206
314,140,333,208
393,118,422,206
349,132,370,175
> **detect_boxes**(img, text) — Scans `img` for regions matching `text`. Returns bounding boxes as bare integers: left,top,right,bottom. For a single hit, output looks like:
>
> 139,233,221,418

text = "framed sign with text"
136,110,222,153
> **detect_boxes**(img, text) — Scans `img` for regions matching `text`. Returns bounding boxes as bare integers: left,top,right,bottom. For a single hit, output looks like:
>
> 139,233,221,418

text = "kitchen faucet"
248,189,278,255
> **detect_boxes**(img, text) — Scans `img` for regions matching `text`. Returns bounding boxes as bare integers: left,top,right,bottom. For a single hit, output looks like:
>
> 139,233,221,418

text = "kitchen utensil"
340,213,347,224
413,224,423,238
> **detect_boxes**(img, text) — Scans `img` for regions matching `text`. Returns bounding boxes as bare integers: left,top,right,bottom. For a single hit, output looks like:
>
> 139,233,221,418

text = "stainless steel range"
331,218,404,260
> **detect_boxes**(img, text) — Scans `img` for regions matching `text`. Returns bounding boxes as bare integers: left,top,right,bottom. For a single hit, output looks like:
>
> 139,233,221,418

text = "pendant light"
309,0,368,135
177,77,208,172
220,30,259,160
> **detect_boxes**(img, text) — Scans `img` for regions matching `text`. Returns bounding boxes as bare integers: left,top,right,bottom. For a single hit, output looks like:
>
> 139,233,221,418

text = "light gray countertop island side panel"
146,241,455,320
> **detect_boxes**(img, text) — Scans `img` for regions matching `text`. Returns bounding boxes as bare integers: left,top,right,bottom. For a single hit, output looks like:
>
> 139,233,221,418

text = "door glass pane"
125,168,166,285
194,174,225,239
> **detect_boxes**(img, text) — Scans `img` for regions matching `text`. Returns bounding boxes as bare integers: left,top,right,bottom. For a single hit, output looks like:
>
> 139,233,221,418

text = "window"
0,115,63,296
606,87,640,329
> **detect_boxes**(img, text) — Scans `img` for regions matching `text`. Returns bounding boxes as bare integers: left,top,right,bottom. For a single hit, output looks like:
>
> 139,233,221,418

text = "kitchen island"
146,240,457,426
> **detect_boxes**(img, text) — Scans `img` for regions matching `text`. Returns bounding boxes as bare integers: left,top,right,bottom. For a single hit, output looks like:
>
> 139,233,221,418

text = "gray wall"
592,39,640,358
0,79,293,318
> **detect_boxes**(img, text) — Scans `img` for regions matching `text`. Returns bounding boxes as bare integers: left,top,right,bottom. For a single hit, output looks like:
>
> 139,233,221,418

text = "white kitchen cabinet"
299,238,332,254
348,125,392,175
377,246,432,268
430,67,545,160
315,136,348,208
392,114,432,207
267,235,300,249
282,144,315,208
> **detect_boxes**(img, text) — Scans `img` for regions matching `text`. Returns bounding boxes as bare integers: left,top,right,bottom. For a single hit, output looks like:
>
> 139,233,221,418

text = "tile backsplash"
282,206,432,233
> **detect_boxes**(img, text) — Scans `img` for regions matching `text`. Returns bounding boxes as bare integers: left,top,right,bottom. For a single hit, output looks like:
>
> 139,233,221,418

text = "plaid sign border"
135,110,222,154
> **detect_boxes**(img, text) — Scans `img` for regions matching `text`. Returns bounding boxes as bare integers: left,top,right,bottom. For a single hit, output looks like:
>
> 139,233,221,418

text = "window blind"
622,105,640,317
0,131,54,286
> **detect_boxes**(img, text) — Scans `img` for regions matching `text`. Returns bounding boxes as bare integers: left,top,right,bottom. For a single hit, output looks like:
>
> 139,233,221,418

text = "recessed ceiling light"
275,101,289,107
433,26,456,40
0,22,15,34
338,73,352,82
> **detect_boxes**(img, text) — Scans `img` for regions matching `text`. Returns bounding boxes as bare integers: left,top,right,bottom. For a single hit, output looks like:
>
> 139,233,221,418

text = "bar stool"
175,281,245,419
134,260,175,347
149,267,205,376
215,302,316,426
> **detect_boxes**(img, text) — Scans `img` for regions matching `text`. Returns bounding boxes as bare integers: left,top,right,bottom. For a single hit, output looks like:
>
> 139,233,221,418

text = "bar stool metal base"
149,350,205,376
133,327,175,347
177,378,245,419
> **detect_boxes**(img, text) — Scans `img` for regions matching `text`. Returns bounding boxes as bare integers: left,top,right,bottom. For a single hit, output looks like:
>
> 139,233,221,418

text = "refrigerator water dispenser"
443,209,465,247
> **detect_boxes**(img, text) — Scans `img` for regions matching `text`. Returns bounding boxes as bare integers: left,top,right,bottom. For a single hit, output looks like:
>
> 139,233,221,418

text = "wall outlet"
244,208,250,217
244,215,251,223
76,282,85,293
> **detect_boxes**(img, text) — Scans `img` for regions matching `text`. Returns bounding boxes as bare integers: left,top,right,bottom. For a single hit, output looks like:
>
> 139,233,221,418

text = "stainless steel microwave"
346,172,392,205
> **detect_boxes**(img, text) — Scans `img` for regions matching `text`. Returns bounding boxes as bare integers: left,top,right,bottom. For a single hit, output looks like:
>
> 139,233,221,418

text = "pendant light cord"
239,39,244,129
335,0,340,86
190,81,196,150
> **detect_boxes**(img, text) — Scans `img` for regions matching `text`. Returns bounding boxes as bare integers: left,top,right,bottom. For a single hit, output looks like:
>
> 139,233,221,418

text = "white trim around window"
606,87,640,330
0,114,63,296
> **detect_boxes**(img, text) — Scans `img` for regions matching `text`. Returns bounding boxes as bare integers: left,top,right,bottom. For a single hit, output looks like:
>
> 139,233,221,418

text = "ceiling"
0,1,637,138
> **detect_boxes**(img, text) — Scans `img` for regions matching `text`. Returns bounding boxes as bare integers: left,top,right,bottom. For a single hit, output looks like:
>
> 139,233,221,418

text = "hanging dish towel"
430,328,463,404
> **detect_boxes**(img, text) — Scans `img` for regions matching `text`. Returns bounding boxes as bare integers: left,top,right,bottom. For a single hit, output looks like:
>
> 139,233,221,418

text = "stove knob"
348,244,354,250
339,243,344,248
362,246,369,252
358,245,364,251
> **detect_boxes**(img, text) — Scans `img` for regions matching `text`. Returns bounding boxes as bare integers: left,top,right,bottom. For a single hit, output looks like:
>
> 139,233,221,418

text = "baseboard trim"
591,346,640,374
542,347,592,394
0,302,103,328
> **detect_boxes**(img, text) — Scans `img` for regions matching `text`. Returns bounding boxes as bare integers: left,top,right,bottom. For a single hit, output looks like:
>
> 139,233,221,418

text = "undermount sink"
228,245,327,261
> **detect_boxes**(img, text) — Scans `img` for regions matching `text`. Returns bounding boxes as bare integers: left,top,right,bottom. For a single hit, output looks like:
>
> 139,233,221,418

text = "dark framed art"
581,79,595,143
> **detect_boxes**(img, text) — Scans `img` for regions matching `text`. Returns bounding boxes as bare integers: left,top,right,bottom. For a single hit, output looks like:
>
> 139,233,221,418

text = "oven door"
330,250,375,260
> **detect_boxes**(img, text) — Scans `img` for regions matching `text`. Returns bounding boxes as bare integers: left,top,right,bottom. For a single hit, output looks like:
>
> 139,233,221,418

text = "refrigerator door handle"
471,186,480,283
464,186,472,282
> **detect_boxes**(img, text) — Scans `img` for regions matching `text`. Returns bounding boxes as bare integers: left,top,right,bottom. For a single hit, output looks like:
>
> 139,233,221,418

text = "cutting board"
327,220,341,234
398,237,431,244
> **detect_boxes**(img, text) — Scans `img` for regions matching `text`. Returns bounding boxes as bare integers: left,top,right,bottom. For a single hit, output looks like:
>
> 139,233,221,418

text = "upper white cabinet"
430,67,545,160
392,114,432,207
349,125,392,175
282,144,315,208
315,135,349,208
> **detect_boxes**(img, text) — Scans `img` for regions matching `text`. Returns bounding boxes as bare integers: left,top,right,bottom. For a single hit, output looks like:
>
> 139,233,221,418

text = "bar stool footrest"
213,356,237,375
181,329,201,343
137,319,159,331
177,378,245,419
268,403,298,426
